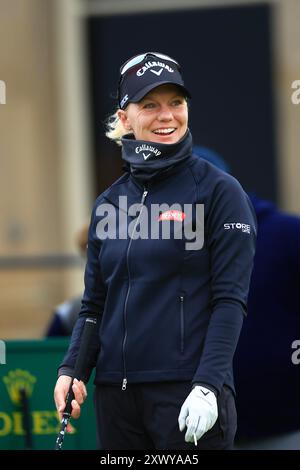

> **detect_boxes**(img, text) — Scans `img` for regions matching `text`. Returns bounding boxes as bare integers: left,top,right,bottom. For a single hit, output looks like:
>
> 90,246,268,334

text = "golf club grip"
64,317,97,415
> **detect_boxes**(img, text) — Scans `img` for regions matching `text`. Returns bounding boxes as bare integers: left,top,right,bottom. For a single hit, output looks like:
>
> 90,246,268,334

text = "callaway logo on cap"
118,52,191,109
136,60,175,77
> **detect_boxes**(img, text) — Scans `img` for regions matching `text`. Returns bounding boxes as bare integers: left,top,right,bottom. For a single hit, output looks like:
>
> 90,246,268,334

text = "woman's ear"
117,109,132,130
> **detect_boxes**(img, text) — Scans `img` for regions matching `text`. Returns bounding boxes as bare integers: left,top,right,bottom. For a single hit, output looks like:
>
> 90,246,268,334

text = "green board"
0,339,97,450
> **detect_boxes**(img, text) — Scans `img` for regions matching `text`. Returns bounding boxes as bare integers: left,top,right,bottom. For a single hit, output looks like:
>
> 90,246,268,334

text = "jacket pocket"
179,293,185,354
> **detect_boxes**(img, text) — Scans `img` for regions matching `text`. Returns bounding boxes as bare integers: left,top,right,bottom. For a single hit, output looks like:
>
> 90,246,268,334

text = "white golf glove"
178,385,218,444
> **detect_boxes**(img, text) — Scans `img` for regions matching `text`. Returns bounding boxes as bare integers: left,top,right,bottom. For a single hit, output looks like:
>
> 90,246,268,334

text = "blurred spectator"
234,194,300,445
45,224,89,337
192,145,231,173
193,145,300,448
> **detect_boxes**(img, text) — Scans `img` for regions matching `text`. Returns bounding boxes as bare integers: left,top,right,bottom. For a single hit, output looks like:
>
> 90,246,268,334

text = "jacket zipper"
122,187,148,390
180,294,185,354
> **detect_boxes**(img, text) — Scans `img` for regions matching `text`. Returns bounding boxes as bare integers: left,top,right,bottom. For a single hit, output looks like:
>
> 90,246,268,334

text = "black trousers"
94,381,237,450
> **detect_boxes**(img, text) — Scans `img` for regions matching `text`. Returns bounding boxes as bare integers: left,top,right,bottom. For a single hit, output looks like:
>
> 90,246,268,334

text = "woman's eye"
143,102,156,109
172,99,183,106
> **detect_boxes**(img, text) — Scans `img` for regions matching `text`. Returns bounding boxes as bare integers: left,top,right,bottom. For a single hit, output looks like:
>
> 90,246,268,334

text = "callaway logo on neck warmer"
135,144,162,160
121,130,193,182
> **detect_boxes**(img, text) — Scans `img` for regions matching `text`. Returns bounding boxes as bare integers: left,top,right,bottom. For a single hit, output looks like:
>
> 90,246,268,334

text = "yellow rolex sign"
0,339,97,450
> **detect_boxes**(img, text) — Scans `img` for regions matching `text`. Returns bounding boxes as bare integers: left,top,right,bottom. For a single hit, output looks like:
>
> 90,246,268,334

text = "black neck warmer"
121,130,193,182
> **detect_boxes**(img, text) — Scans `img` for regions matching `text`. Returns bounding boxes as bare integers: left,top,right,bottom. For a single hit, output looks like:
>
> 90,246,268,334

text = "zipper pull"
142,190,148,202
122,378,127,391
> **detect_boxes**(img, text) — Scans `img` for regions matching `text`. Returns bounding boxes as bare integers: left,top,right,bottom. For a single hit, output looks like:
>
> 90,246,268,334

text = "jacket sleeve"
58,198,107,382
192,175,257,393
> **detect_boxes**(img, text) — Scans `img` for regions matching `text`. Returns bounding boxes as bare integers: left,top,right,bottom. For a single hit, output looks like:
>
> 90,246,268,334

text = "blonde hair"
105,110,127,146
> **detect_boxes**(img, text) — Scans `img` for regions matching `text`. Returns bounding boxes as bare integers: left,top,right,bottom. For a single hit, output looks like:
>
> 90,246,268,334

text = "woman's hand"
178,386,218,444
54,375,88,430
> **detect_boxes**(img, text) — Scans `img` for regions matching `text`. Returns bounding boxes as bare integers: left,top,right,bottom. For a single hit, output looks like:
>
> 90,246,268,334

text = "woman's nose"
157,106,173,121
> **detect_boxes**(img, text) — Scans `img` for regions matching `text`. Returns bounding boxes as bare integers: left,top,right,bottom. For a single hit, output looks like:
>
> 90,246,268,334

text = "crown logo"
2,369,36,405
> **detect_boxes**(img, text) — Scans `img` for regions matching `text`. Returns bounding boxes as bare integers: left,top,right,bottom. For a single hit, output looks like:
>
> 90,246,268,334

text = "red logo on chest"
158,210,186,222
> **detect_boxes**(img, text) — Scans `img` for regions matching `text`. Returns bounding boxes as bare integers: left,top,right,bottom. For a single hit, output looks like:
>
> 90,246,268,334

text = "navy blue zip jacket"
59,131,257,395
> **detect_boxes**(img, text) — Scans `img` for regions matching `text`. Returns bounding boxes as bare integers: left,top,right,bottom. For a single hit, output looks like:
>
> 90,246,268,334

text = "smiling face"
117,84,188,144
